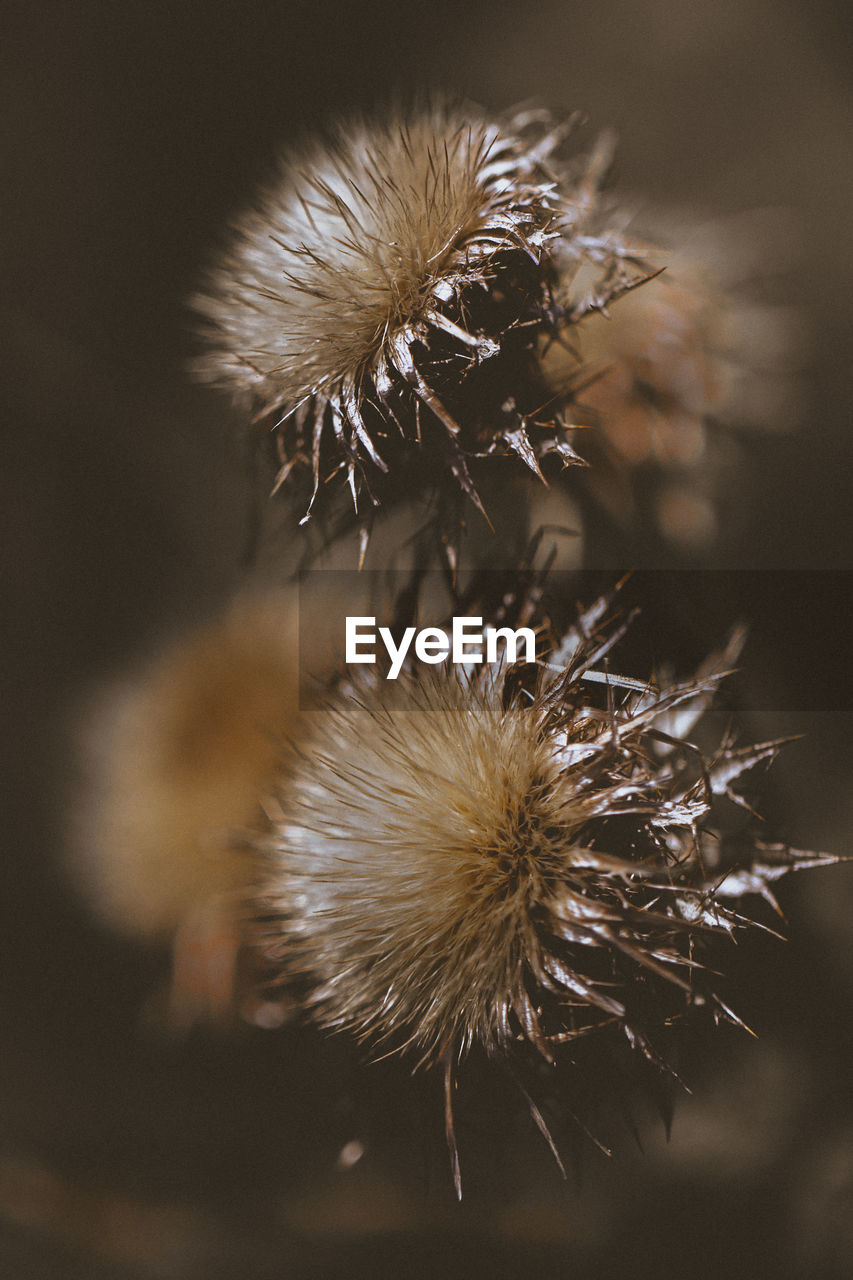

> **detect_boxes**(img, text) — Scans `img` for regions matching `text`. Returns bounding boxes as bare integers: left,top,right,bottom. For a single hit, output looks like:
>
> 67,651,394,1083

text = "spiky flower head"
193,103,652,556
260,591,832,1188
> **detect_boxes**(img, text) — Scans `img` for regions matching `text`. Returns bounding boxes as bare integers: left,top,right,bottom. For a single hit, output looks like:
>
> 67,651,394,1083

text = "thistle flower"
542,210,803,549
193,103,653,560
259,591,833,1191
71,592,304,1026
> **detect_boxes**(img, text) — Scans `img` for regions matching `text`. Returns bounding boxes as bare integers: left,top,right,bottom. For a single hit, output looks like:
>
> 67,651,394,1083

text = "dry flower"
542,209,804,550
259,589,833,1193
192,102,654,563
71,592,304,1027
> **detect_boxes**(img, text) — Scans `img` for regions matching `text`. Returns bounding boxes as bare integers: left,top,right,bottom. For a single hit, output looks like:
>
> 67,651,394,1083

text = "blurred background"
2,0,853,1275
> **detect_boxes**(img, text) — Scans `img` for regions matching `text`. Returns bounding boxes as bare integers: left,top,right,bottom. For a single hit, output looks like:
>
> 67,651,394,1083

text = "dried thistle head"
542,209,803,550
193,103,654,561
259,591,832,1189
70,592,304,1026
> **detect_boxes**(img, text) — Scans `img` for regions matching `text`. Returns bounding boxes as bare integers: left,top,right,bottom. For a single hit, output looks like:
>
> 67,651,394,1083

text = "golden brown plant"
72,592,303,1027
258,591,833,1192
194,102,799,565
193,102,653,562
543,209,802,549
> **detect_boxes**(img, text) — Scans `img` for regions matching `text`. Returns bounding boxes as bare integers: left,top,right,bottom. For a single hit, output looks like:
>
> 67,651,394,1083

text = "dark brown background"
3,1,853,1275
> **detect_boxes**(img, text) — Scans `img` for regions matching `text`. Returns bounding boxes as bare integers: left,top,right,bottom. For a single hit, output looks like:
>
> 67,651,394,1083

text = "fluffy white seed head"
196,105,551,412
192,102,619,544
261,599,830,1072
269,671,570,1059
